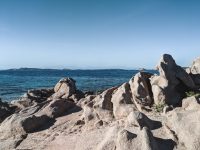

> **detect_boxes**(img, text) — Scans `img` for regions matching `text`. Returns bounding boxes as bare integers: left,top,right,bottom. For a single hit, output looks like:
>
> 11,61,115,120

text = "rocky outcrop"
166,105,200,150
0,78,81,149
39,98,76,118
0,98,77,149
0,118,49,149
96,124,159,150
190,57,200,74
151,54,195,105
0,103,49,141
129,72,153,106
11,78,83,110
80,83,136,122
182,96,200,110
0,99,16,123
79,87,117,122
52,78,76,99
0,54,200,150
150,75,168,105
186,57,200,86
93,87,117,121
0,98,76,137
11,89,54,108
111,83,137,119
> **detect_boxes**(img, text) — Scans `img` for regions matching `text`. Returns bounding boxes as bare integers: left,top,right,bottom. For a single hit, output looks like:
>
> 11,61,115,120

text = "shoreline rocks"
11,88,54,109
0,99,17,123
0,54,200,150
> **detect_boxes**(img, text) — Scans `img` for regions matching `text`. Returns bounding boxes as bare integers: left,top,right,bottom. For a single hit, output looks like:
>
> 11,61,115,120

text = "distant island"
1,68,72,71
0,67,156,72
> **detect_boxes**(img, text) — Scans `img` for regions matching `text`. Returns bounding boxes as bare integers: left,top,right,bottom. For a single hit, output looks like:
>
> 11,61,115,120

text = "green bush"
185,91,200,98
152,103,166,113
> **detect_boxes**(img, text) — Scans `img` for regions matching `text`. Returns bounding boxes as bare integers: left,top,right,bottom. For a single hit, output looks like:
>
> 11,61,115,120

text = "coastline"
0,54,200,150
0,69,158,102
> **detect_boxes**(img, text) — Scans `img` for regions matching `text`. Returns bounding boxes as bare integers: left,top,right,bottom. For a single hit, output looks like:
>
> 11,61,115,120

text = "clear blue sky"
0,0,200,69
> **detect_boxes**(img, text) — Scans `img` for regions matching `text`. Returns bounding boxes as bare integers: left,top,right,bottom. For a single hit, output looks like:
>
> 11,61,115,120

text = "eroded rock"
111,83,137,119
129,72,153,106
166,109,200,150
1,55,200,150
187,57,200,86
190,57,200,74
181,96,200,110
93,87,117,121
151,54,195,106
11,89,54,108
52,78,76,99
39,98,76,118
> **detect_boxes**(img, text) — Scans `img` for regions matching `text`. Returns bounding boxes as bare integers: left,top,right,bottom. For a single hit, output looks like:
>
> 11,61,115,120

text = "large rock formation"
80,83,136,122
52,78,76,99
151,54,196,105
111,83,137,119
93,87,117,121
129,72,153,106
166,97,200,150
0,54,200,150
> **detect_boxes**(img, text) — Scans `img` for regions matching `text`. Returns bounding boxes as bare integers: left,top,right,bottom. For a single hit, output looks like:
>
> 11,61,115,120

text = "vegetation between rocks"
152,103,167,113
185,91,200,98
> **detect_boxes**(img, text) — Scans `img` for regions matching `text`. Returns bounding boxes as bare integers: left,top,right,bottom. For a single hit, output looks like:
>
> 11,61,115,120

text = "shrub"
185,91,200,98
152,103,166,113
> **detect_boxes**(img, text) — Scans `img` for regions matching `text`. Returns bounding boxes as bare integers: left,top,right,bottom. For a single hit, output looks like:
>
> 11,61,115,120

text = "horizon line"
0,67,157,71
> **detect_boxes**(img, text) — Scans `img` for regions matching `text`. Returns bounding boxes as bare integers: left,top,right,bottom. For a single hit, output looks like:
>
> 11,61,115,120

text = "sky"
0,0,200,69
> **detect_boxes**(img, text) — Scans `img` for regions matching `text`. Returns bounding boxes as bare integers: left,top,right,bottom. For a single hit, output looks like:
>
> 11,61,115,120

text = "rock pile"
0,54,200,150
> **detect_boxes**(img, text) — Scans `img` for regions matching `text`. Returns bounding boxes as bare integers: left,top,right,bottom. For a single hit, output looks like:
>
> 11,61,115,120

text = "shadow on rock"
127,111,162,130
155,137,177,150
146,117,162,130
66,105,82,115
25,116,56,133
31,104,82,133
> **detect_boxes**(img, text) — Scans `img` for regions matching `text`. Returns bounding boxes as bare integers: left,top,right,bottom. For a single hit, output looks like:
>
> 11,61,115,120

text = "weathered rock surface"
39,98,76,118
150,75,168,105
52,78,76,99
190,57,200,74
129,72,153,106
0,103,49,139
93,87,117,121
186,57,200,86
0,99,16,123
11,88,54,108
166,107,200,150
182,96,200,110
126,111,161,130
0,54,200,150
79,87,117,122
111,83,136,119
80,83,136,122
151,54,195,105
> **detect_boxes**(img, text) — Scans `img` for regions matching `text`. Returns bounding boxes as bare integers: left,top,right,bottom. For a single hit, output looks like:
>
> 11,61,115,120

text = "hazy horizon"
0,67,156,70
1,0,200,69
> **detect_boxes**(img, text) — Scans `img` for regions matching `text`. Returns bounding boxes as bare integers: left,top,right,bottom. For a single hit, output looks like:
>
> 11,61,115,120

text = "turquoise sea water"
0,69,157,102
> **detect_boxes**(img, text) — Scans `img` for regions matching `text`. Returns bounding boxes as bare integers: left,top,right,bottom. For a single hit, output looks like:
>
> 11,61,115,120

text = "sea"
0,69,157,102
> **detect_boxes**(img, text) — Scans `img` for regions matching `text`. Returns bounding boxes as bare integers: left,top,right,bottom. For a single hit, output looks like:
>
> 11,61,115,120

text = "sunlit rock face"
0,54,200,150
151,54,195,105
